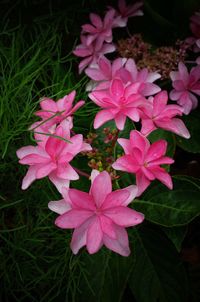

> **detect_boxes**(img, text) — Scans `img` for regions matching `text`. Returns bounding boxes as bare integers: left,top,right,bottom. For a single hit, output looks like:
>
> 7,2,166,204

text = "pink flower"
82,10,115,48
109,0,143,28
85,55,129,91
16,120,92,193
49,170,144,256
89,78,146,130
73,35,116,73
34,91,85,128
124,59,161,97
112,130,174,196
85,55,127,83
169,62,200,114
140,91,190,138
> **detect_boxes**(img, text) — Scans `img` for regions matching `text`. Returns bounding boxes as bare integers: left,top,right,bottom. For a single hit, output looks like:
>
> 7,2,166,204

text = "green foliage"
176,110,200,153
128,226,188,302
133,176,200,227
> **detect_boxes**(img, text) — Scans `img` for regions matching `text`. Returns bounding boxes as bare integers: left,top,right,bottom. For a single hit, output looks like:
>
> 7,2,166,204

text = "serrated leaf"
133,176,200,227
129,226,188,302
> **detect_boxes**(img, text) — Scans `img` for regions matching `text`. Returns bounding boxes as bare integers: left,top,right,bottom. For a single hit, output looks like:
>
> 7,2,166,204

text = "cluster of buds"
117,34,187,79
83,128,121,179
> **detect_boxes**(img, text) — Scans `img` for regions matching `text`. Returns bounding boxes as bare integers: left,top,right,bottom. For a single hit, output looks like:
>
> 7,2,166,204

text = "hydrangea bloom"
112,130,174,196
16,120,92,192
89,78,146,130
109,0,143,28
49,170,144,256
73,35,115,73
169,62,200,114
81,10,115,48
34,91,84,128
86,57,161,97
140,91,190,138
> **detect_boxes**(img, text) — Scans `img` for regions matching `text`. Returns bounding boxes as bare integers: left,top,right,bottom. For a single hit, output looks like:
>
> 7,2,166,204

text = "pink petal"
68,189,95,210
81,24,97,34
21,166,37,190
91,171,112,207
146,72,161,83
86,217,103,254
40,98,57,112
141,83,161,96
102,189,130,209
153,91,168,115
117,138,131,154
178,62,189,85
16,145,47,159
122,185,138,205
150,166,173,189
94,110,114,129
112,154,140,173
103,226,130,256
56,163,79,180
49,172,70,193
62,134,83,156
146,140,167,162
169,89,182,100
104,206,144,227
140,118,156,136
98,56,112,78
130,130,150,154
78,57,93,74
48,199,71,214
115,114,126,130
70,217,94,254
155,118,190,139
148,156,174,167
100,215,117,239
36,162,57,178
90,13,102,28
136,170,151,196
55,209,93,228
19,154,50,165
110,79,124,98
123,107,140,122
125,59,138,80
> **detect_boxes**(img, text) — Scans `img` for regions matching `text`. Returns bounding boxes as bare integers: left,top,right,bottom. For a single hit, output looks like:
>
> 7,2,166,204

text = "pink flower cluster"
17,0,198,257
73,0,143,73
49,170,144,256
17,92,91,193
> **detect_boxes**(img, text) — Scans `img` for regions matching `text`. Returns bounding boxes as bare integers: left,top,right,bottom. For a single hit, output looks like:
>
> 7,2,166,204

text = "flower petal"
104,206,144,227
103,226,130,256
55,209,93,228
86,217,103,254
91,171,112,207
70,217,94,254
69,189,95,210
48,199,71,214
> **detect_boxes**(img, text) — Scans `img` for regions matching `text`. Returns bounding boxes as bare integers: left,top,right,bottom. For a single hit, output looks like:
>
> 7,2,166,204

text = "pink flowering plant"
12,1,200,301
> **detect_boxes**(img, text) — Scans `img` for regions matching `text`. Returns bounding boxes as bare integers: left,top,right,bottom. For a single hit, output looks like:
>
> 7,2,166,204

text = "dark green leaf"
176,110,200,154
133,176,200,227
129,226,188,302
162,226,187,252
